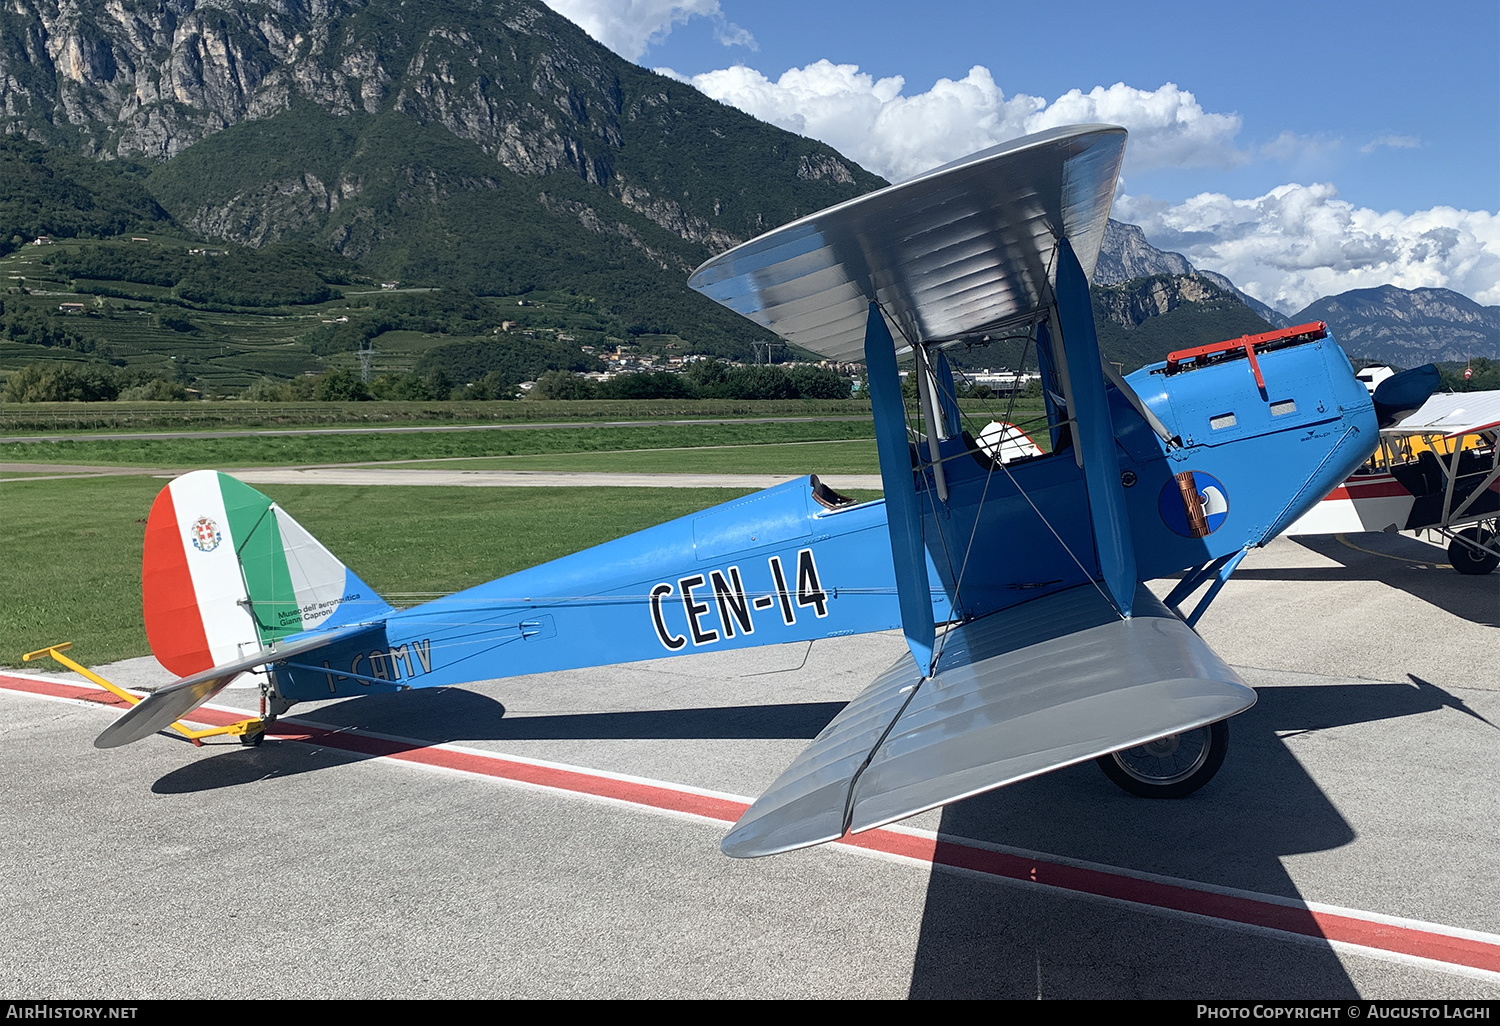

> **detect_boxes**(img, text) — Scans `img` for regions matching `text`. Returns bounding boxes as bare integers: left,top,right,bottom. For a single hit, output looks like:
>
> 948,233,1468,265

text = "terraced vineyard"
0,236,639,395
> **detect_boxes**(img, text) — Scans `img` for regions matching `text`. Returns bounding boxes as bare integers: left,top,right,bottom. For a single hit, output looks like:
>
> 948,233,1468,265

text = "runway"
0,463,884,491
227,467,886,490
2,531,1496,999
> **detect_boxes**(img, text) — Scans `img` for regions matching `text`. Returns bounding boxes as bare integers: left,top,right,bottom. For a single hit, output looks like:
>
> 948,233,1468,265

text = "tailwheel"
1448,527,1499,576
1097,720,1228,798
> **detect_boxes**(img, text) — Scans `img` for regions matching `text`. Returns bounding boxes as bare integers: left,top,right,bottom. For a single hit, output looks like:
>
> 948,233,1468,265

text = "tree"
683,359,730,395
119,378,189,401
1440,358,1499,392
240,378,296,401
314,368,372,401
596,371,693,399
462,370,518,400
786,365,849,399
721,365,797,399
1,362,120,402
369,373,434,401
531,369,598,399
425,369,454,400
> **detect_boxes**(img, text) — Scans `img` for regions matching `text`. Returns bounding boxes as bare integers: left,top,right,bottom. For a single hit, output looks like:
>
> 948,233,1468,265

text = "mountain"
0,0,883,357
1095,220,1194,282
0,138,170,250
1195,270,1289,329
1088,222,1279,370
9,0,1477,386
1091,273,1274,372
1290,286,1500,367
1096,220,1288,328
1094,224,1500,367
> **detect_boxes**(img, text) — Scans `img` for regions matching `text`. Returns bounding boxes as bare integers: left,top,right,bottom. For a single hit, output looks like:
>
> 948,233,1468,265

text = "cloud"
1115,184,1500,312
712,20,756,50
656,53,1495,310
1260,131,1343,163
1360,134,1422,155
543,1,754,62
661,60,1244,182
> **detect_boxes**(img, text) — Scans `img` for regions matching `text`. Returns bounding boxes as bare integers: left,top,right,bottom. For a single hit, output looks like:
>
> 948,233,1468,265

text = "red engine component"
1165,321,1329,390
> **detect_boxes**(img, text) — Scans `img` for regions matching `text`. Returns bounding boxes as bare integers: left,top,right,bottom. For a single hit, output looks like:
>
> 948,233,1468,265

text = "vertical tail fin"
143,470,393,677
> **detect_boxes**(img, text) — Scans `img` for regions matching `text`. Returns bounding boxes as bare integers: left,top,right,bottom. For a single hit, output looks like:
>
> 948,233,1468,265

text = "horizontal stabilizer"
721,585,1254,857
94,624,378,749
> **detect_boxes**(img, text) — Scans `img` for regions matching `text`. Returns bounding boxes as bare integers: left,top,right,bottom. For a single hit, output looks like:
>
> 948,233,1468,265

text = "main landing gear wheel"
1096,720,1228,798
1448,528,1499,576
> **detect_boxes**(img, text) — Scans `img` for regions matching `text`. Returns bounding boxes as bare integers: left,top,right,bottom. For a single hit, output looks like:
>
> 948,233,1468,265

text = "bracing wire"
930,326,1127,641
928,441,997,674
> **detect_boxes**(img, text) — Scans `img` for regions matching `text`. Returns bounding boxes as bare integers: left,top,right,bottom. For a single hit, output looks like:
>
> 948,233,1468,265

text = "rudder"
143,470,393,677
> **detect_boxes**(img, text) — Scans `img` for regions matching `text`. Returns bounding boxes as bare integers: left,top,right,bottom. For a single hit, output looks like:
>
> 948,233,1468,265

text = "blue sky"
545,1,1499,311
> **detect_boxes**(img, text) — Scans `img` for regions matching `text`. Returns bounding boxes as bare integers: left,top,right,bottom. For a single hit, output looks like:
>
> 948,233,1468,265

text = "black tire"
1096,720,1228,798
1448,528,1499,576
240,730,265,747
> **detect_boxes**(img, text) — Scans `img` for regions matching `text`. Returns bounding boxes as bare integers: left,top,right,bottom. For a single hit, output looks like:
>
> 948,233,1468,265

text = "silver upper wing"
688,125,1127,360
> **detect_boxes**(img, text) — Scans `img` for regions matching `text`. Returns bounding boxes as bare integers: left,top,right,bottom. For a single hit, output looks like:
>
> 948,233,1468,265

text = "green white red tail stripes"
142,471,390,677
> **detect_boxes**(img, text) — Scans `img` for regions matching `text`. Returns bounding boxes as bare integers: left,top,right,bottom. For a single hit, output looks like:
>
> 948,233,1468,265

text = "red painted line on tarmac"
271,720,752,824
0,674,136,709
6,669,1500,975
838,831,1500,974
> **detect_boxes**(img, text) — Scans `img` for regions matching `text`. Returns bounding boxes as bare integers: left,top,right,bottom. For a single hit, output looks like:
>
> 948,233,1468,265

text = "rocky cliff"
1095,219,1193,283
1096,220,1287,327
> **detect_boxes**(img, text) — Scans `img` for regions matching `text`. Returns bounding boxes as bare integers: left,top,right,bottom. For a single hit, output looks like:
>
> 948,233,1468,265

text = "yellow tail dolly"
23,642,268,746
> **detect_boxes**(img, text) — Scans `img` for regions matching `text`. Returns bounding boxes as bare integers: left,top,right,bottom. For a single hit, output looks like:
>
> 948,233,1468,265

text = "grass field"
0,397,1046,435
1,399,1050,470
0,419,880,468
0,398,880,434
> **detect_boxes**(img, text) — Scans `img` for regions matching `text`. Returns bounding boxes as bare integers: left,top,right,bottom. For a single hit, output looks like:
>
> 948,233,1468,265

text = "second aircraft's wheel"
1096,720,1228,798
1448,528,1499,576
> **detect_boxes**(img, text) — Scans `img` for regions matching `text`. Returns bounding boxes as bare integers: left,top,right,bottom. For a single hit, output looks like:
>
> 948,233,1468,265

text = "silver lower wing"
722,584,1254,857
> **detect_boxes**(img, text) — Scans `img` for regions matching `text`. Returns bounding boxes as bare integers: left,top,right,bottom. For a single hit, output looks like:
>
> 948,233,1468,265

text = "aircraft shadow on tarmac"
149,689,841,794
149,672,1478,997
1231,534,1500,627
907,675,1492,998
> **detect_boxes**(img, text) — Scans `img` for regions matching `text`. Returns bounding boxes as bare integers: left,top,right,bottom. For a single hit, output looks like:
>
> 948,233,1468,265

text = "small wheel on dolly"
1096,720,1228,798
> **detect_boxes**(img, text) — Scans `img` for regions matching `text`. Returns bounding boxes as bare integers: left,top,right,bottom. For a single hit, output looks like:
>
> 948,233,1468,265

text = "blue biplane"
91,126,1376,857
